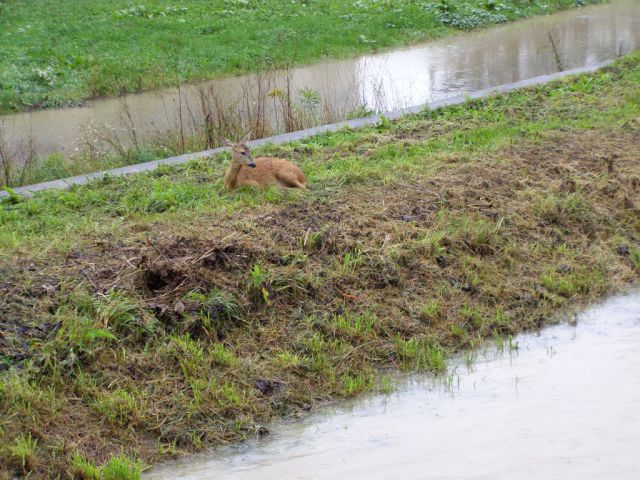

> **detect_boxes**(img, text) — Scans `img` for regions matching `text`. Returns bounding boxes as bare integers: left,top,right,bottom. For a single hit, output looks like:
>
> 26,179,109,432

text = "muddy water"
145,293,640,480
2,0,640,160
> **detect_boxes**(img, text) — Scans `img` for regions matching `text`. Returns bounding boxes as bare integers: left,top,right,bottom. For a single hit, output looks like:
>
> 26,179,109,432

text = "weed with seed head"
301,230,326,252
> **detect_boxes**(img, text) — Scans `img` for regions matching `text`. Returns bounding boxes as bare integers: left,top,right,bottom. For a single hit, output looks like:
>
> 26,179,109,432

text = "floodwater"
2,0,640,159
145,293,640,480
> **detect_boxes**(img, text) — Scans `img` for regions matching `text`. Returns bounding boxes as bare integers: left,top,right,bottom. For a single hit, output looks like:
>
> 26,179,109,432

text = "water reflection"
1,0,639,160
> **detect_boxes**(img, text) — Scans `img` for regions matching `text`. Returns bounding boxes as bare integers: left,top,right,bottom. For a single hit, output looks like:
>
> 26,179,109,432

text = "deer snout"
247,160,257,168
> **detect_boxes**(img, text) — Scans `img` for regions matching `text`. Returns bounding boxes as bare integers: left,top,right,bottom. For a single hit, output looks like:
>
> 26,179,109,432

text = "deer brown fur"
223,139,306,191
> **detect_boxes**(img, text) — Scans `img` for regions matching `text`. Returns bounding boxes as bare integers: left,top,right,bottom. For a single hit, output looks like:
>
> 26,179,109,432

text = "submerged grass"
0,53,639,478
0,0,605,113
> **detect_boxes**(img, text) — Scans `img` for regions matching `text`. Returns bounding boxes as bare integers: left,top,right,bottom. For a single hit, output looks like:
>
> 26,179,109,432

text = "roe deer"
222,138,306,191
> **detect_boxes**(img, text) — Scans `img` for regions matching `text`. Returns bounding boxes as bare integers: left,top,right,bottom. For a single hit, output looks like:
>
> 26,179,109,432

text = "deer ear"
242,131,252,143
222,138,233,147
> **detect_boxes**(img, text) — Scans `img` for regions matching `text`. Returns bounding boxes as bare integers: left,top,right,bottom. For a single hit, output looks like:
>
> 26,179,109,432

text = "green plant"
534,192,590,225
459,304,484,330
166,334,206,381
96,291,140,333
51,309,118,368
209,343,237,367
395,337,447,373
630,249,640,272
216,381,246,409
378,375,394,394
249,263,270,304
70,454,101,480
333,311,377,339
275,350,303,369
341,248,362,274
419,300,442,322
102,454,144,480
200,288,243,323
9,433,38,473
91,387,143,426
340,372,373,396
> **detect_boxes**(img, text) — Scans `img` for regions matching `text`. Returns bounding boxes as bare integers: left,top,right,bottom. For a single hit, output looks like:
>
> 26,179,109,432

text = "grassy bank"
1,53,640,478
0,0,605,113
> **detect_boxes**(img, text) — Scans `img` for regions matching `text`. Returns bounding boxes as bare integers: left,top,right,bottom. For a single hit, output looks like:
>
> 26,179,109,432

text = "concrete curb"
0,61,612,199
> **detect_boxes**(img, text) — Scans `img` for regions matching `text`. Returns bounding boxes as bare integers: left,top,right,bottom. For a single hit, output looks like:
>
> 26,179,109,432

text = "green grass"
102,455,145,480
395,337,447,372
8,433,38,474
2,51,637,254
70,454,102,480
0,0,605,113
0,53,639,479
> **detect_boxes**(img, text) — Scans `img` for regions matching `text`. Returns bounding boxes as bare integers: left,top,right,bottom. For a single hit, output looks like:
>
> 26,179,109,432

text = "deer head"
223,134,255,168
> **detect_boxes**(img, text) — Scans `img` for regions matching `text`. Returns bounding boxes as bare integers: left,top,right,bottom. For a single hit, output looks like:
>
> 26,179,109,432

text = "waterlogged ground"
0,55,639,478
0,0,605,113
146,293,640,480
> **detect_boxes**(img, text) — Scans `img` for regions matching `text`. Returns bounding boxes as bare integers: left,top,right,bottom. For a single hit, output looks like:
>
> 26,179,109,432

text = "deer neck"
223,157,243,190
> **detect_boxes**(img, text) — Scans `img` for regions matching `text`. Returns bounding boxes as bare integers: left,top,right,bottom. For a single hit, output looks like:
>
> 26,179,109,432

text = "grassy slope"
0,0,604,113
1,54,640,478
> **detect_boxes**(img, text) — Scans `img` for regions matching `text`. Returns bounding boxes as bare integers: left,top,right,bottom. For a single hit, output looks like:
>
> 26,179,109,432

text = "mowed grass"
0,0,604,112
0,54,639,478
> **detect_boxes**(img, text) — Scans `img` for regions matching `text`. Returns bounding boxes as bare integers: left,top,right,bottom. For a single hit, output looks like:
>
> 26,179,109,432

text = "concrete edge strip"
0,61,612,199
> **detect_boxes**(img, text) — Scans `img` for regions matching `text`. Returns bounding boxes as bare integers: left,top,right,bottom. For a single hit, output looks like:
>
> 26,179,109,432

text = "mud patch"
140,262,186,295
